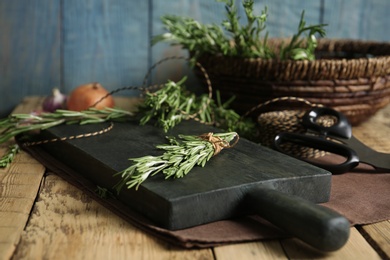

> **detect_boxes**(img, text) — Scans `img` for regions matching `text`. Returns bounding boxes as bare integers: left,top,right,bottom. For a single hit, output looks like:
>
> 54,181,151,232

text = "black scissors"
273,107,390,174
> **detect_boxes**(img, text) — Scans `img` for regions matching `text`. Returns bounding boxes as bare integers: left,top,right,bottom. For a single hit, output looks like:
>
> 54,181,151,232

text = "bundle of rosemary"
114,132,238,191
153,0,327,62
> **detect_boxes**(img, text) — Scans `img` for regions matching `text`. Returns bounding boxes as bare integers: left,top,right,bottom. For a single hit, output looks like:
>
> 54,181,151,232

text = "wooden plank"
213,240,288,260
252,0,323,38
213,227,384,259
10,96,46,114
0,243,17,260
0,183,41,200
0,1,61,117
343,106,390,259
13,174,214,259
1,0,388,120
0,97,46,260
352,104,390,153
323,0,390,41
0,154,45,260
0,212,30,228
360,221,390,259
281,228,382,259
0,227,24,244
150,0,227,91
61,0,149,96
0,197,35,213
253,0,390,41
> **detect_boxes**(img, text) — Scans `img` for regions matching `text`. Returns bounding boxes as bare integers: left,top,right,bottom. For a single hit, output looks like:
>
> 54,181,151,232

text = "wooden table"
1,97,389,259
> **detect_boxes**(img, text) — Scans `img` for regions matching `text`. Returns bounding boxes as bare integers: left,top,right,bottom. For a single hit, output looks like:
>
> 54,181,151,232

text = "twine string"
199,132,239,156
22,122,114,147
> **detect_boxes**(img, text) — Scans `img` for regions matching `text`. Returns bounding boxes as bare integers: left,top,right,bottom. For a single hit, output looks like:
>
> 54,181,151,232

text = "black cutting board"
32,119,349,251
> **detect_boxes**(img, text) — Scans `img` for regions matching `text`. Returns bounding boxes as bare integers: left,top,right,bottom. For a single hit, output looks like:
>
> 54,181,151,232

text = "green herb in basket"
279,10,327,61
153,0,327,62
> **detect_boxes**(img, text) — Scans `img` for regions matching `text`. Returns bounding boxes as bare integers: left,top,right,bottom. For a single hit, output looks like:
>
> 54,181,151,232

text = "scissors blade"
344,136,390,171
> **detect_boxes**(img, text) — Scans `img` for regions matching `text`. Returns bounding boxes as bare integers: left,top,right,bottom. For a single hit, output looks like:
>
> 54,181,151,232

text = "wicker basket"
195,39,390,125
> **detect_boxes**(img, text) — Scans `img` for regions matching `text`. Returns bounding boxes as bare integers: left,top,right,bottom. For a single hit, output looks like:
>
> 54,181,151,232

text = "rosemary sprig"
113,131,238,191
139,77,256,139
221,0,273,58
279,10,327,60
95,186,116,199
139,77,194,132
0,144,20,168
0,107,134,145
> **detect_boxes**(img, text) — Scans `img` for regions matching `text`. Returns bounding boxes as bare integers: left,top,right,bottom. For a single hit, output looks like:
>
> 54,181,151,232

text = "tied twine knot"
199,132,239,156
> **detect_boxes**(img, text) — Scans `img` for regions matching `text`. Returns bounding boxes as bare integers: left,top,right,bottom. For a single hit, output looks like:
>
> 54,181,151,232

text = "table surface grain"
1,97,389,260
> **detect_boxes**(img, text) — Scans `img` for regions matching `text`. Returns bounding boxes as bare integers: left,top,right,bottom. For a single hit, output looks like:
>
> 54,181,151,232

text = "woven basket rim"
195,39,390,80
197,38,390,61
198,53,390,65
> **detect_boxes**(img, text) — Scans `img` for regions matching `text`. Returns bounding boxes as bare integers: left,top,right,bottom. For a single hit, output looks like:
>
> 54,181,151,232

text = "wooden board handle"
246,188,350,251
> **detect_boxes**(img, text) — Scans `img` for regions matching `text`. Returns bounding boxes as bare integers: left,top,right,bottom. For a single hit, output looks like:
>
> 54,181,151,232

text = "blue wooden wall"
1,0,389,117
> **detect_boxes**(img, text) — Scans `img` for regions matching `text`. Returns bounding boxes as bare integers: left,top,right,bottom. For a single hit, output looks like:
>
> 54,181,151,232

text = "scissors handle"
274,132,360,174
302,107,352,139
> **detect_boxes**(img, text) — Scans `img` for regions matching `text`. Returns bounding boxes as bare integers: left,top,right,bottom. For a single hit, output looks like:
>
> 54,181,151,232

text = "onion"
66,82,114,111
42,88,67,112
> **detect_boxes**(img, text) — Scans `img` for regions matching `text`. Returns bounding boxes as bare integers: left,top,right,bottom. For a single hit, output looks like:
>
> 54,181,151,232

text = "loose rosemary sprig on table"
114,131,238,191
0,107,134,146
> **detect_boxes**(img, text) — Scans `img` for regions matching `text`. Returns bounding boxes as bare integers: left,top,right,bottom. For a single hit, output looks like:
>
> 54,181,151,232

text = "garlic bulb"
42,88,67,112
